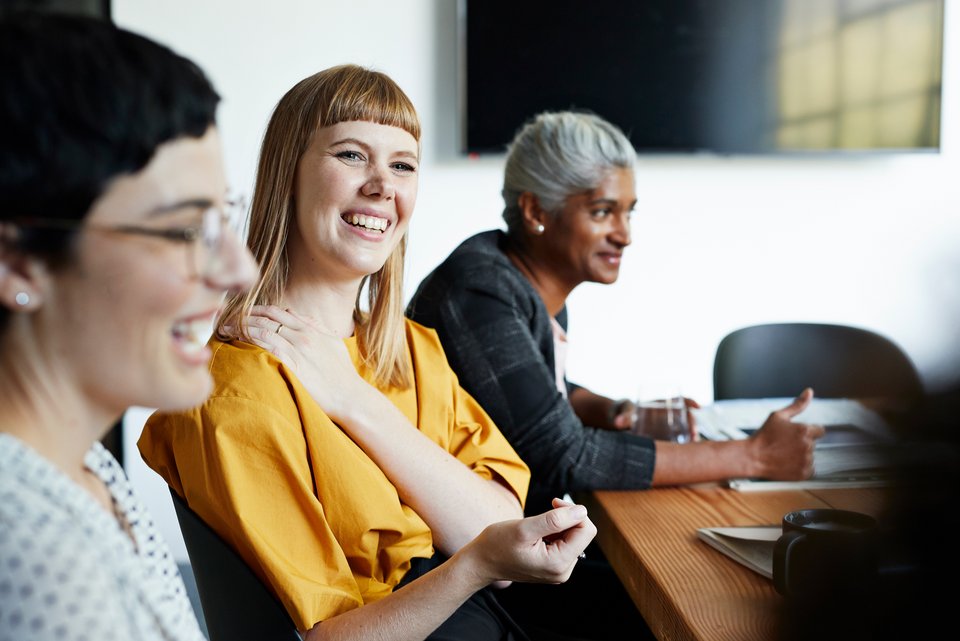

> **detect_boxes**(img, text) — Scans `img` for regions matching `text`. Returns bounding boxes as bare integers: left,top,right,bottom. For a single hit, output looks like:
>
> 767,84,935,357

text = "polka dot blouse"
0,434,206,641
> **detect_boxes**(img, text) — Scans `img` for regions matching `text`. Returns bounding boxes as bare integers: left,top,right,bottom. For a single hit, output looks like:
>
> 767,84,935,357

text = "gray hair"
501,111,635,236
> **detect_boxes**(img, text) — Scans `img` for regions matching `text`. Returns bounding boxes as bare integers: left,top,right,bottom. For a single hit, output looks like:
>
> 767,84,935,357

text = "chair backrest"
712,322,923,403
169,489,301,641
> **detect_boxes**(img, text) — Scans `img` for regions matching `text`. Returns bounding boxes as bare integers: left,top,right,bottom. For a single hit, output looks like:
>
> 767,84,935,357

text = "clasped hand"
466,498,596,587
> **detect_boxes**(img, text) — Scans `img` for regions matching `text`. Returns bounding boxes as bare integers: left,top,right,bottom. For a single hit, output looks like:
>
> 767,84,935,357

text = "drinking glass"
632,392,691,443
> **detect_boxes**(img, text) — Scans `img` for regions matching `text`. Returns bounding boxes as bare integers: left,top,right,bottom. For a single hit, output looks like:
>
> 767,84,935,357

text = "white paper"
697,526,780,578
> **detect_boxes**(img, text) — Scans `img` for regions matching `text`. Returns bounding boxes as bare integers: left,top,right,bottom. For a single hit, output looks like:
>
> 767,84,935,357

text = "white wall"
115,0,960,562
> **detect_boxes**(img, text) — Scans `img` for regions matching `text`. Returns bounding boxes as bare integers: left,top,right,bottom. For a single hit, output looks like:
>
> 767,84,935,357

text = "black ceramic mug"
773,508,879,598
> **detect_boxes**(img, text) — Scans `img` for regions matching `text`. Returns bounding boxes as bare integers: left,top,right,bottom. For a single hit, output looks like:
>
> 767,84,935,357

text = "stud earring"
15,292,30,306
535,224,545,234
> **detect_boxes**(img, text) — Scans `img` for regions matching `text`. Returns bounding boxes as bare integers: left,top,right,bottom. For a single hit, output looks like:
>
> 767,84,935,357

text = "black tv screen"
462,0,944,155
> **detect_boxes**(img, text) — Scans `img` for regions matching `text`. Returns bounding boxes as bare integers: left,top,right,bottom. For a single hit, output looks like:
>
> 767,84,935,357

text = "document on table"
696,525,780,579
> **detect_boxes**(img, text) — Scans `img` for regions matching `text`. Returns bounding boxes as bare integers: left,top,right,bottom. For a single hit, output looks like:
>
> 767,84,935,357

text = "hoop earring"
15,292,30,306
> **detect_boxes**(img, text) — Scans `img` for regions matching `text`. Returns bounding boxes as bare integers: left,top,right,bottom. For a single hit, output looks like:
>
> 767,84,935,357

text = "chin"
356,255,392,277
590,272,621,286
152,372,213,413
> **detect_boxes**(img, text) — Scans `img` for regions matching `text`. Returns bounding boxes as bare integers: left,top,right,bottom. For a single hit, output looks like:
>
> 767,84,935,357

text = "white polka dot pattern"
0,435,205,641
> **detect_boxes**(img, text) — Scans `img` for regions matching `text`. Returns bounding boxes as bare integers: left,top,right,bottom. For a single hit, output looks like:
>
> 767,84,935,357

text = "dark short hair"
0,12,220,247
0,11,220,330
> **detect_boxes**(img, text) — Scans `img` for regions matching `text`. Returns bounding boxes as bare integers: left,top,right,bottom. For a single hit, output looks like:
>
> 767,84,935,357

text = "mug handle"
773,530,806,595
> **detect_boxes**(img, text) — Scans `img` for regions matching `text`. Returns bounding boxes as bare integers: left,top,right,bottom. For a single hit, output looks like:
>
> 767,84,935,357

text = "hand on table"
748,388,826,480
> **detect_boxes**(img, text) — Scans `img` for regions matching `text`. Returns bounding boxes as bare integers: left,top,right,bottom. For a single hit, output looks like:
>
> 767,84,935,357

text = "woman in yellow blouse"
138,64,595,641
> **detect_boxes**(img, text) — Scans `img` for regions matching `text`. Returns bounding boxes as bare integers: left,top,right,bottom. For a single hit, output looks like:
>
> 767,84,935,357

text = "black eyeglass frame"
11,211,224,245
9,197,246,277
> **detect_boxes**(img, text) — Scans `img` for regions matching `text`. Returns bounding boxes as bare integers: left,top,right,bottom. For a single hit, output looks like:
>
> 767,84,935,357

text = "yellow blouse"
138,319,530,631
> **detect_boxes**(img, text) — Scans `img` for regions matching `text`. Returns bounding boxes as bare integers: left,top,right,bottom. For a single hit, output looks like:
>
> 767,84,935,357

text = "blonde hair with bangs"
217,64,420,389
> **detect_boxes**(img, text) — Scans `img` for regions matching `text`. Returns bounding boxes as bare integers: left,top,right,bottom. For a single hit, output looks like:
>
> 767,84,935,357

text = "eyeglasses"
12,197,247,278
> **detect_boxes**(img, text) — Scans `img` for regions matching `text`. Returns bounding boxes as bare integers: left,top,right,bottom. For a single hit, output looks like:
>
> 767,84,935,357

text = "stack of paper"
696,525,780,578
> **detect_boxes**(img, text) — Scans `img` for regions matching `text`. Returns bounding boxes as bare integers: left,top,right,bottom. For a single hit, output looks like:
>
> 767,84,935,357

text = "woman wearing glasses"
0,13,256,641
138,64,595,641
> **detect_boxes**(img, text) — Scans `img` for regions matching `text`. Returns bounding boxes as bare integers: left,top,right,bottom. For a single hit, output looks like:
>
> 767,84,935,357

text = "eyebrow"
585,197,638,212
145,198,214,217
331,137,419,160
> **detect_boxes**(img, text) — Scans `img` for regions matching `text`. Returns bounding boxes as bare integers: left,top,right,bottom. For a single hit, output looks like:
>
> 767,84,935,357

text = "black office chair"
169,489,301,641
712,322,923,404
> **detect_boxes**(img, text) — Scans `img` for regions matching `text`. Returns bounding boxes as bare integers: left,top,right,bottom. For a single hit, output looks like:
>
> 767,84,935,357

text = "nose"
360,164,395,200
611,212,632,247
203,227,258,295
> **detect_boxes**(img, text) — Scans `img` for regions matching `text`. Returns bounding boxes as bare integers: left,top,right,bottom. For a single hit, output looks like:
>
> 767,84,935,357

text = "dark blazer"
407,230,656,515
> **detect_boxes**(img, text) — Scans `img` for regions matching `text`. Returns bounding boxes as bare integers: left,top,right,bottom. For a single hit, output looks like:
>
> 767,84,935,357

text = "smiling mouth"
342,213,388,233
172,317,213,355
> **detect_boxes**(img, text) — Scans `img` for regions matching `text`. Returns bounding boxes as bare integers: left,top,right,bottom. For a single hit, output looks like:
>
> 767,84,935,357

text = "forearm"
567,386,619,430
304,552,488,641
651,439,761,485
340,386,523,554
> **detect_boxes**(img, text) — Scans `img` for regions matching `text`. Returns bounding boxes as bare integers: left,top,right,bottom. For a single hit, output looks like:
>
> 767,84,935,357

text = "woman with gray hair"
410,110,822,509
407,110,824,638
500,111,636,238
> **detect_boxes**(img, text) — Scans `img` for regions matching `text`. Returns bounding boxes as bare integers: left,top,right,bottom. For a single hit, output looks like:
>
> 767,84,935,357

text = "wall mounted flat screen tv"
461,0,944,155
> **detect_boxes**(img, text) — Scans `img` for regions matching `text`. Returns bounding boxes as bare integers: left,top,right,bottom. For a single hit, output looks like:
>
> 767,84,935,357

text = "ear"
0,233,47,313
518,192,549,236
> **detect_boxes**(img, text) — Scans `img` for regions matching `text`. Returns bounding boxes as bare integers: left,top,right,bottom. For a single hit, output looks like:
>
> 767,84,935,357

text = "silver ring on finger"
276,323,283,335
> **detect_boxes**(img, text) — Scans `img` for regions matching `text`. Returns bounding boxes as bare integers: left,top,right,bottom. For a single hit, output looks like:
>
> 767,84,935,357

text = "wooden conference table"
578,483,889,641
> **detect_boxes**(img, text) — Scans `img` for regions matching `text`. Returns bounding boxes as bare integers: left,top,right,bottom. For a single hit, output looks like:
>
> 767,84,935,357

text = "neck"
505,241,577,317
0,343,118,485
280,273,362,338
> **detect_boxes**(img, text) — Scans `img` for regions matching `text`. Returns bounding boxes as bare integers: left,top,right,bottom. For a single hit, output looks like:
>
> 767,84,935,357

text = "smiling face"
287,120,419,287
35,127,257,415
540,167,637,288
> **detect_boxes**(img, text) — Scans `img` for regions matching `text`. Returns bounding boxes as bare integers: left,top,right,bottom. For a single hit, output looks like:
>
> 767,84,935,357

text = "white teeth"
344,214,386,232
173,318,213,353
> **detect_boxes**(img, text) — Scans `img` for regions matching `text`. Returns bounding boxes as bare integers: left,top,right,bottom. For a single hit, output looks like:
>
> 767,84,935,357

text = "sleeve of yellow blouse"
407,320,530,507
448,383,531,508
142,396,364,631
406,322,531,508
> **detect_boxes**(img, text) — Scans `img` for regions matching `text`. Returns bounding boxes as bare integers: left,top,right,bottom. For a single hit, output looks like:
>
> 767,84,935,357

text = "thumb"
521,504,588,540
778,387,814,418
